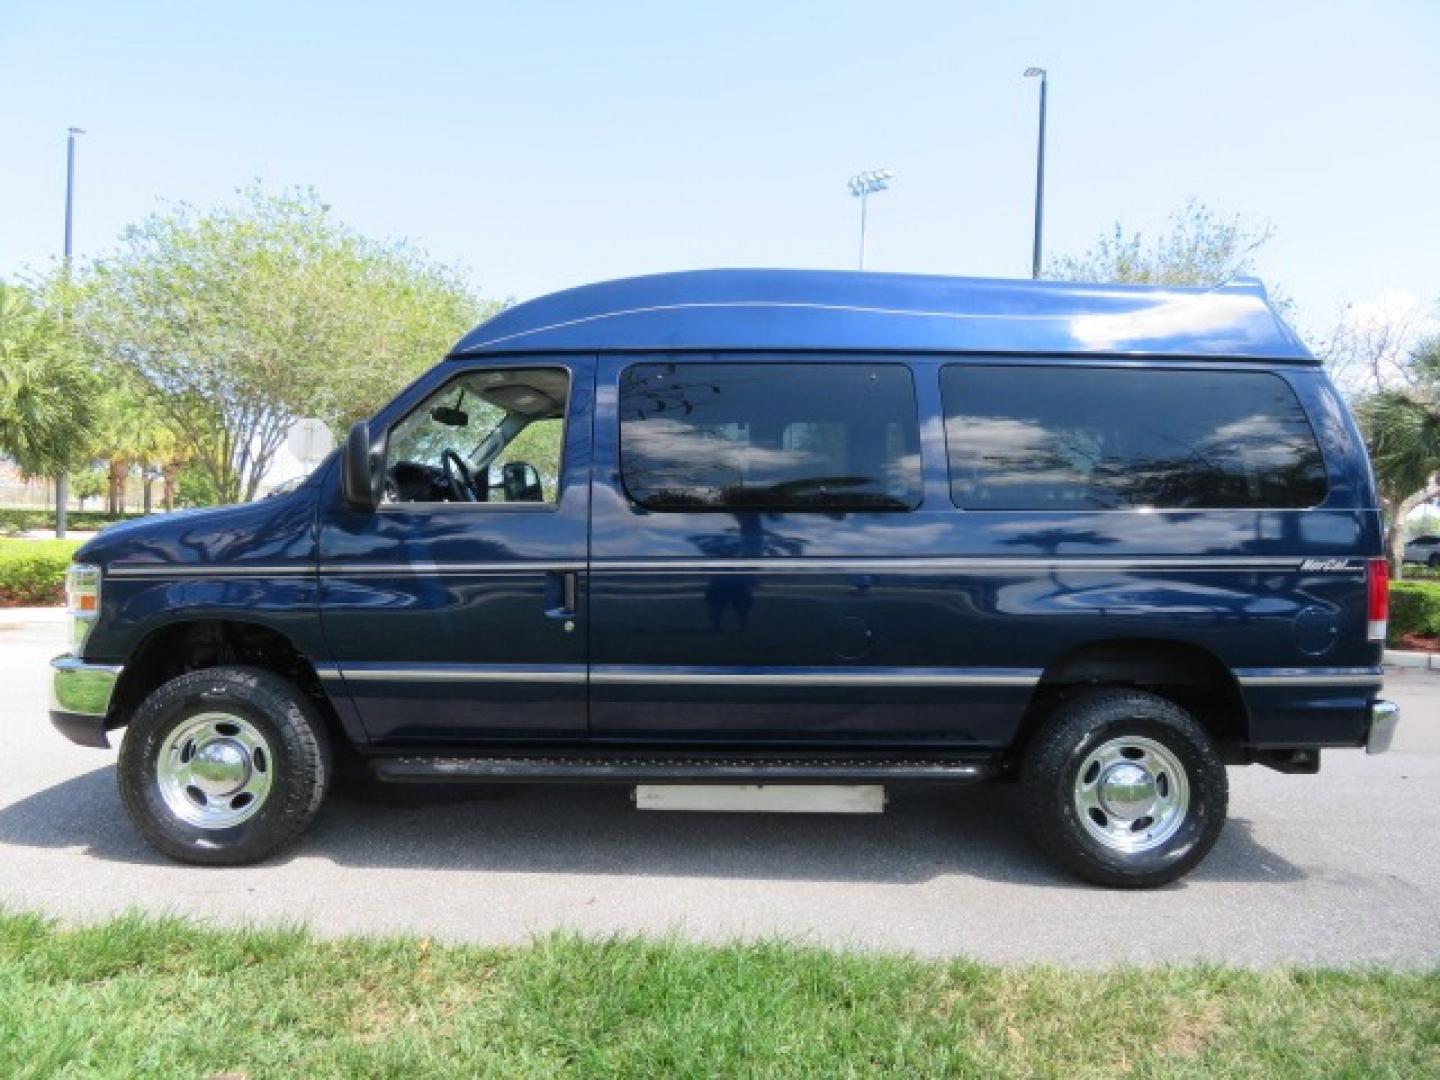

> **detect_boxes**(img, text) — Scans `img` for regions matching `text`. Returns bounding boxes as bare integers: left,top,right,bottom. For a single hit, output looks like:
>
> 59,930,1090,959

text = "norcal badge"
1299,558,1364,572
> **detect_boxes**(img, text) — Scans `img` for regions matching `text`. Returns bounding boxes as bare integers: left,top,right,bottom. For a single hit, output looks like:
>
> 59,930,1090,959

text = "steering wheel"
440,449,478,502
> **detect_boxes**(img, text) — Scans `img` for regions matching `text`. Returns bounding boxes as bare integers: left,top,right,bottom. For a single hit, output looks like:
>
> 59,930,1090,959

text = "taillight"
1367,558,1389,643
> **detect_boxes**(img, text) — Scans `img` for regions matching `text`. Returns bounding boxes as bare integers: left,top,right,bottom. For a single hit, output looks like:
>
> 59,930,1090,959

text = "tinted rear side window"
620,362,922,511
941,366,1327,510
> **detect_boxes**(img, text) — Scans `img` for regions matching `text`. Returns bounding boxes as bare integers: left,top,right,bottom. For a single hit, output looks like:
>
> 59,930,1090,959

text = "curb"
0,606,66,624
1383,649,1440,671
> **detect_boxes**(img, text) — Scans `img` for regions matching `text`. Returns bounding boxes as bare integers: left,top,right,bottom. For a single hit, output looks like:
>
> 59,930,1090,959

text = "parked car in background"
49,269,1397,888
1403,534,1440,566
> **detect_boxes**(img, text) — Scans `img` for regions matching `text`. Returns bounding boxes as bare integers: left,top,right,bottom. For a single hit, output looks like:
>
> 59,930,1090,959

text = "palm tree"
92,383,180,516
1356,337,1440,575
0,283,99,529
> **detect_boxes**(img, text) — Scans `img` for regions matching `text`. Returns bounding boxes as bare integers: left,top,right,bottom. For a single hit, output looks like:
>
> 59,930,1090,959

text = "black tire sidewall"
1024,692,1228,888
118,667,330,866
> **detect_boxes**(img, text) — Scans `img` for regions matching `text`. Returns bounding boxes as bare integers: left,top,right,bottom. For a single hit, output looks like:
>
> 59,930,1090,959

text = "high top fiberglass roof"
449,268,1314,362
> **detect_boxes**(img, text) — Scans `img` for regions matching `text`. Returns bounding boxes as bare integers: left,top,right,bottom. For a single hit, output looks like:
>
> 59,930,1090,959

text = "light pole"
1023,68,1047,278
56,126,85,538
847,169,893,271
64,127,83,261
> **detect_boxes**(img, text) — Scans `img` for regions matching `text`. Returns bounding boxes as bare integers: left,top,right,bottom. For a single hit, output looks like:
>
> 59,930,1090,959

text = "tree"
71,467,106,510
1047,200,1273,287
174,459,222,508
1355,336,1440,573
91,381,181,515
78,186,495,503
0,283,100,514
1317,291,1432,401
1320,293,1440,574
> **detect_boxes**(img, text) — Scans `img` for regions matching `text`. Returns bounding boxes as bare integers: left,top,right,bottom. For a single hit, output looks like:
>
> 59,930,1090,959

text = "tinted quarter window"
620,363,922,511
941,366,1328,510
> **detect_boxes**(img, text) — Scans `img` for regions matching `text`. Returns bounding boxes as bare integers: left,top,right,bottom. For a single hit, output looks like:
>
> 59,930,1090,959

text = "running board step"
370,754,997,785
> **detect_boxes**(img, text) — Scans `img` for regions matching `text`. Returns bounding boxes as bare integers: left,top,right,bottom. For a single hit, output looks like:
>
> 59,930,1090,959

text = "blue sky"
2,0,1437,341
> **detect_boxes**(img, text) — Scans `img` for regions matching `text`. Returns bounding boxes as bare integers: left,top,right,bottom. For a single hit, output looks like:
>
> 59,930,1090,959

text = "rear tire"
1021,689,1227,888
118,666,332,866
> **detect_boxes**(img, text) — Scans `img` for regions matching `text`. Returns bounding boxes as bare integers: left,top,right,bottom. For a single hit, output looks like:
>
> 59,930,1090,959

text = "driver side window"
383,366,569,505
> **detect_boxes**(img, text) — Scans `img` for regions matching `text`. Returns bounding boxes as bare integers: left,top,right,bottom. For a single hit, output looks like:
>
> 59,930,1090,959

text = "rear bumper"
1367,700,1399,755
49,655,123,749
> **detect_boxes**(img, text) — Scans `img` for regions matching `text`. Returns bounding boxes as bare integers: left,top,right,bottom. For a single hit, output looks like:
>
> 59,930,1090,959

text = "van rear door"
586,355,1022,745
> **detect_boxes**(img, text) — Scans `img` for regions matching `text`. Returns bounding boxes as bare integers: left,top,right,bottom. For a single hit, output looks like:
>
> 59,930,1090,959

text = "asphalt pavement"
2,609,1436,967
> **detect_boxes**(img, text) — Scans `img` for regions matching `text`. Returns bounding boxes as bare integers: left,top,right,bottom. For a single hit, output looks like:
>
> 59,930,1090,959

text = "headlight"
65,563,101,653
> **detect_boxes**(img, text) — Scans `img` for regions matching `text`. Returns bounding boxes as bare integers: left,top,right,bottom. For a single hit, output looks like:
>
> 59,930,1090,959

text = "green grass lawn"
0,913,1435,1077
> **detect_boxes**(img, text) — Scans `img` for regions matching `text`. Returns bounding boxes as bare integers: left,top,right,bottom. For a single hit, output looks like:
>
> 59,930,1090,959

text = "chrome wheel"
1073,735,1189,854
156,712,274,829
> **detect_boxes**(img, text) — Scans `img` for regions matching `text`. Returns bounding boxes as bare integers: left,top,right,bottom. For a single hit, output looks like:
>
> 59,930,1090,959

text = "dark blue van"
50,270,1398,887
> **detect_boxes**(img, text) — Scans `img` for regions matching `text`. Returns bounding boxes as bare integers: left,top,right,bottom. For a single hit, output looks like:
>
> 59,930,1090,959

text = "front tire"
119,666,332,866
1021,689,1227,888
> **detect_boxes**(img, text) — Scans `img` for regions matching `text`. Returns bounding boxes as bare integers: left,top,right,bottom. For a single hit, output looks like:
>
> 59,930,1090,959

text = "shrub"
0,539,83,606
0,509,136,537
1389,580,1440,644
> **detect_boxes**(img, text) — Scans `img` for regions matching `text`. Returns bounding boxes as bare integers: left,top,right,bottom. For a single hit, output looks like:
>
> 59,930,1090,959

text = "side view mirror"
342,421,385,510
502,461,544,503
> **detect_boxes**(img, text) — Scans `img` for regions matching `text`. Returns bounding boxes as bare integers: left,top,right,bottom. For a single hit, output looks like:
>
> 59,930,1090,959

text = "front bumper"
50,655,124,748
1367,700,1399,755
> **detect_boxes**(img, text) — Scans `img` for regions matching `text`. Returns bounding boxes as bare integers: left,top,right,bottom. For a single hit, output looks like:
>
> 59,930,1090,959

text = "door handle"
545,570,578,621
